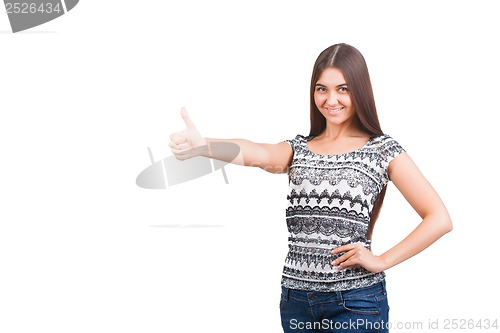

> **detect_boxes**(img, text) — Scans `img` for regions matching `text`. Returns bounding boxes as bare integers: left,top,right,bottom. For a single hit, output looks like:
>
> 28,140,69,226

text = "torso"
281,133,405,292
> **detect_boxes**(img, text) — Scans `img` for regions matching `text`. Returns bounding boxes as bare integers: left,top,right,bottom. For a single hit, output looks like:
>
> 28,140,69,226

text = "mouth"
326,107,344,115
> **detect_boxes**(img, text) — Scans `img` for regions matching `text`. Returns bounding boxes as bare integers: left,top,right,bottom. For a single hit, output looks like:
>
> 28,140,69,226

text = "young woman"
169,43,452,333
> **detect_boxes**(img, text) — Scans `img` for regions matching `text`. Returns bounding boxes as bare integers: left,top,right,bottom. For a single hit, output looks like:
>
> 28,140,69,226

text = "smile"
326,107,344,115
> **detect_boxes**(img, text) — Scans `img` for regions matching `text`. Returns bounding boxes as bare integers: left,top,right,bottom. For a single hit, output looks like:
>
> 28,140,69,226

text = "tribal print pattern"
282,134,404,291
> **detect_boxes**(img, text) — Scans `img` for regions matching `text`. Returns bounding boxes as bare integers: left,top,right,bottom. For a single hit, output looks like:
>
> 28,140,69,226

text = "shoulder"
369,133,401,146
284,134,312,150
369,134,405,162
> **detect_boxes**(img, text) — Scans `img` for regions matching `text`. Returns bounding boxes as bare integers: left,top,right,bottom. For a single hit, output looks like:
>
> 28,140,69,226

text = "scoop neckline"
304,135,373,157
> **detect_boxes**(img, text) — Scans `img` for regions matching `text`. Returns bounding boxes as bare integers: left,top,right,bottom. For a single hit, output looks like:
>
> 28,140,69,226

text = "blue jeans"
280,280,389,333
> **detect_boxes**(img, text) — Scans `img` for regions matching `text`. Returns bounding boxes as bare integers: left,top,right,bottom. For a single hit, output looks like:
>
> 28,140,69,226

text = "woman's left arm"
332,152,453,272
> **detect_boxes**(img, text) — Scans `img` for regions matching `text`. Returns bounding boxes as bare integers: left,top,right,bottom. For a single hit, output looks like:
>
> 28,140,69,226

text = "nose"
327,91,338,105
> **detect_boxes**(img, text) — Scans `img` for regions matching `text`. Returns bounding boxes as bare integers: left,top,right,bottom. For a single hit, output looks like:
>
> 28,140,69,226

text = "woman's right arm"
169,108,293,174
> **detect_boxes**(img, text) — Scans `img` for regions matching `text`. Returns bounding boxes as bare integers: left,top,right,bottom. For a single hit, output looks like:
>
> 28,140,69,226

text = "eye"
338,86,349,92
315,86,327,92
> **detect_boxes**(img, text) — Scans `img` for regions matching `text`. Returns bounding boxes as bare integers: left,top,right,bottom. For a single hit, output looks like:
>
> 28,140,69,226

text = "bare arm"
169,108,293,174
377,152,453,268
332,152,453,272
202,138,293,173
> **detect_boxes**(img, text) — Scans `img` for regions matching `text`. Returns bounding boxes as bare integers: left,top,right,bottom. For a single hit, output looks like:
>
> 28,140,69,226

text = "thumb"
180,107,195,129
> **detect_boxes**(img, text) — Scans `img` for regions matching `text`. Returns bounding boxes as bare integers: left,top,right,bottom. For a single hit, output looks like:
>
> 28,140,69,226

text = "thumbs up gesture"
169,108,208,160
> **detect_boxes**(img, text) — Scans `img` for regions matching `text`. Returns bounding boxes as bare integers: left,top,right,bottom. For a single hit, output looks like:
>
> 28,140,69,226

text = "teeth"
327,107,343,113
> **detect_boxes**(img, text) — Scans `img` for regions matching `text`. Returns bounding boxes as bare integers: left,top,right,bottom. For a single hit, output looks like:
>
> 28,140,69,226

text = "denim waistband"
281,280,386,306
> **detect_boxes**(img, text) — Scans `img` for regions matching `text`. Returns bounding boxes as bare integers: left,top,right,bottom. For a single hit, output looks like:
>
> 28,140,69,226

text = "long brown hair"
309,43,385,239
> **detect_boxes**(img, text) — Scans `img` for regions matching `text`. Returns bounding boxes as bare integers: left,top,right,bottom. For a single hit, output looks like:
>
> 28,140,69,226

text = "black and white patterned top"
282,134,405,292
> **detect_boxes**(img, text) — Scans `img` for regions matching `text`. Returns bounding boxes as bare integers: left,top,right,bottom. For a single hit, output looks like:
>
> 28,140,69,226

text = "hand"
169,107,207,160
331,243,386,273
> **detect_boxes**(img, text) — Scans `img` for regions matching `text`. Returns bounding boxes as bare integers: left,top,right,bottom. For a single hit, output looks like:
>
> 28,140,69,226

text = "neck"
319,120,366,140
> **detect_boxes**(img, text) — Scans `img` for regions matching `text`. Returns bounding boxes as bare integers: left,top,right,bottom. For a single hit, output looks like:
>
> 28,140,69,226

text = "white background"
1,1,499,332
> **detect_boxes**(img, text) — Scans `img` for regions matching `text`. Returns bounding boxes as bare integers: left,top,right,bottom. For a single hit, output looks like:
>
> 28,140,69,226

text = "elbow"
439,212,453,235
429,205,453,236
424,210,453,236
446,217,453,233
443,218,453,234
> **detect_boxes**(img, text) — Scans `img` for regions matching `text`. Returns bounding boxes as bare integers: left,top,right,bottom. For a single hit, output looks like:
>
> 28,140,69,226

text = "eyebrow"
315,83,348,88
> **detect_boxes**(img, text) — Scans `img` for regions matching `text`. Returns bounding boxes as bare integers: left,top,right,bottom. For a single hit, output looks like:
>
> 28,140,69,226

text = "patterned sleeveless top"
282,134,405,292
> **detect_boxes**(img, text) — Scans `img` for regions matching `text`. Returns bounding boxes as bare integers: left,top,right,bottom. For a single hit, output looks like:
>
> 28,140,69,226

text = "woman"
169,43,452,332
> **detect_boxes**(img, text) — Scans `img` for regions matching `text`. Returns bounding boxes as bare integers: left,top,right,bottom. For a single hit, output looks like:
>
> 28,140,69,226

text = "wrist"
377,253,392,272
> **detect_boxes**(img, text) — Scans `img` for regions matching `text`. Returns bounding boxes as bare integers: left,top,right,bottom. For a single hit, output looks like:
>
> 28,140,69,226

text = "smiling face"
313,67,357,129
